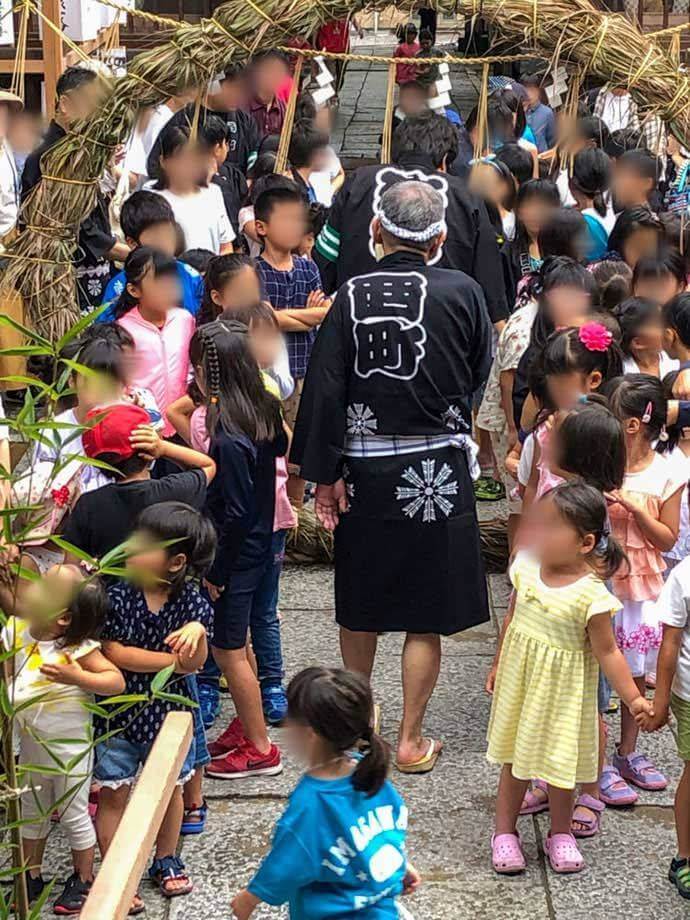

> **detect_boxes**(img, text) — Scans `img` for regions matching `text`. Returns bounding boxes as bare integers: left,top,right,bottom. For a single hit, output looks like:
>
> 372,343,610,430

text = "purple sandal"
571,794,605,838
544,832,584,873
491,833,526,874
520,779,549,816
598,764,639,806
612,750,668,791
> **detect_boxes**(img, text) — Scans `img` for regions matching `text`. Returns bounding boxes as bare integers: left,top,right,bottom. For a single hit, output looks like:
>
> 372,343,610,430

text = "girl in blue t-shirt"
231,667,419,919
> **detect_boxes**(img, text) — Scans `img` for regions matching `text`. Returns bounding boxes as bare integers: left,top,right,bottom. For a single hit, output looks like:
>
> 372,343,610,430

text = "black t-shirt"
62,469,207,560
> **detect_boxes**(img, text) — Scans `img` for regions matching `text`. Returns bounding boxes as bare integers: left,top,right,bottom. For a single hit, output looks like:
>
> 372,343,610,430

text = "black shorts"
211,562,266,650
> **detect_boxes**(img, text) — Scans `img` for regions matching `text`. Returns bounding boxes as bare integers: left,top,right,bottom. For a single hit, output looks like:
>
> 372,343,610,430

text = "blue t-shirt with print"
97,259,203,323
249,772,408,918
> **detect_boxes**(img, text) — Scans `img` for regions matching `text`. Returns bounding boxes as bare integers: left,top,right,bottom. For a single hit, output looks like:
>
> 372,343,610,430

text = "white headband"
378,211,444,242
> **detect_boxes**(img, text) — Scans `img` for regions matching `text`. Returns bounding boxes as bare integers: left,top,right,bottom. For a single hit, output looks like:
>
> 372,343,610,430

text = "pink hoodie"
117,306,195,437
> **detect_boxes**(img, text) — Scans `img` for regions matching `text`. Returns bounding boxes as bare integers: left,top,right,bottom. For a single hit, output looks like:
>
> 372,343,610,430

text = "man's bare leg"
339,627,378,680
397,633,443,765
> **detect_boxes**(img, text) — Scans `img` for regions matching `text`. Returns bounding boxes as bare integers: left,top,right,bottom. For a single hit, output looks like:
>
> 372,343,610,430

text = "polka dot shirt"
100,581,213,744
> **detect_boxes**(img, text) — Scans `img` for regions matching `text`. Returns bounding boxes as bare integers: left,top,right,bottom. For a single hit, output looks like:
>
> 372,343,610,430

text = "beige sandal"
395,738,442,774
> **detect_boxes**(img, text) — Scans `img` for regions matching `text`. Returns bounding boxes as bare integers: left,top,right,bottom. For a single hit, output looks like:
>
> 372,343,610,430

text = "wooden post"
41,0,63,118
80,712,193,920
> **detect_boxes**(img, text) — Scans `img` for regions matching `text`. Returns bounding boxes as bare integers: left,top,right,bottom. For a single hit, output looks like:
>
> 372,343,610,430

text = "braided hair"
189,319,282,443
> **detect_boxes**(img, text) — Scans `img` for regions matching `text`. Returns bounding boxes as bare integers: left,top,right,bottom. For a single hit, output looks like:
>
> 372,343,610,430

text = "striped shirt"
487,552,621,789
257,255,322,379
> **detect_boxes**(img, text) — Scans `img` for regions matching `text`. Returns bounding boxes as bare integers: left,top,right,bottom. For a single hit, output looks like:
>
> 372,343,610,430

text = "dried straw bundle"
5,0,690,339
3,0,367,339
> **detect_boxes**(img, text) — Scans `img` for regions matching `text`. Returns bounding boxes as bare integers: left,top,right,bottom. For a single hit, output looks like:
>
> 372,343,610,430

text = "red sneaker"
208,717,245,758
205,739,283,779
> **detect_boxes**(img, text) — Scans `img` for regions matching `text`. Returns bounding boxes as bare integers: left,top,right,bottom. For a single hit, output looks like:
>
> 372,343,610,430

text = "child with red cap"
62,403,215,564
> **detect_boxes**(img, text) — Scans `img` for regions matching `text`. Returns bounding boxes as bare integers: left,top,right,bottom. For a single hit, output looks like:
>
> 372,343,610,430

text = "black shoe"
53,873,91,915
19,873,46,905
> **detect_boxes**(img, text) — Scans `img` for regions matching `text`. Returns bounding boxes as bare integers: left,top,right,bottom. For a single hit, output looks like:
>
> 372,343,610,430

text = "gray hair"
377,180,445,244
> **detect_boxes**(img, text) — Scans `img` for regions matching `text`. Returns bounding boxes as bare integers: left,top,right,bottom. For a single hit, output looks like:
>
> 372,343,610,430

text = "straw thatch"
4,0,690,338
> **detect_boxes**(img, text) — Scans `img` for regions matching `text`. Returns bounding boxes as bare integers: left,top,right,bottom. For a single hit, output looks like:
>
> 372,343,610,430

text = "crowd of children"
9,35,690,919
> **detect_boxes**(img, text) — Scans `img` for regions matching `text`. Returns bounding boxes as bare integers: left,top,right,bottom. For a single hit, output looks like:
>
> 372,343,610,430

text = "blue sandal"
181,799,208,835
149,855,193,898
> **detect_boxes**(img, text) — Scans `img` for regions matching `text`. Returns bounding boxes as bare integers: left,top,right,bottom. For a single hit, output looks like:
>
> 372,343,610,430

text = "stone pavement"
331,35,481,162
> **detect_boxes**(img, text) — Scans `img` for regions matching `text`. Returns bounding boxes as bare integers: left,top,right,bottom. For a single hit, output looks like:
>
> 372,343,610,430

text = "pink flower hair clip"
578,322,613,352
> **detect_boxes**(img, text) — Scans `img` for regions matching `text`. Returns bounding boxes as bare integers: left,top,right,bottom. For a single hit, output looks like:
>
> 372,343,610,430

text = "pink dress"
190,405,295,532
117,307,195,438
609,452,687,675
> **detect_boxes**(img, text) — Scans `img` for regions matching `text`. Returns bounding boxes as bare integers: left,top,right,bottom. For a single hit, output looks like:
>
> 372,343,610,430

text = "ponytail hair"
114,246,178,319
604,372,668,444
547,480,628,581
287,666,390,796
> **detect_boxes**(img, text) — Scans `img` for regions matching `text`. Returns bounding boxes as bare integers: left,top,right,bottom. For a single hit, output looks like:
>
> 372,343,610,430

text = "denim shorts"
186,675,210,768
94,732,196,789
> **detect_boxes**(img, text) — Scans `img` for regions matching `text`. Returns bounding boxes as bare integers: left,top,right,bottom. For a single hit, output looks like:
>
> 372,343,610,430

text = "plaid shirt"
257,256,322,379
593,88,666,157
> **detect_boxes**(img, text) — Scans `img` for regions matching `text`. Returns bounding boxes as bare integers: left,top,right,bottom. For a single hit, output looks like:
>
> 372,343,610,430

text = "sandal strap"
575,793,605,813
150,855,187,881
599,766,625,792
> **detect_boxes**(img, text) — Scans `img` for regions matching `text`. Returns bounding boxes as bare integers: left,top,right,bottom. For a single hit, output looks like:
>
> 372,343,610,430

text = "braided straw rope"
5,0,690,339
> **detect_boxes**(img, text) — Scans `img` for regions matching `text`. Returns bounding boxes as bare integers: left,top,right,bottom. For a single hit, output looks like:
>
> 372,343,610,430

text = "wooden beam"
40,0,62,118
0,58,45,73
80,712,193,920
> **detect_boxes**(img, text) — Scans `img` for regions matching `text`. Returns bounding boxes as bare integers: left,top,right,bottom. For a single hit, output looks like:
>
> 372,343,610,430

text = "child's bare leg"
21,837,47,878
547,785,575,835
676,762,690,857
619,676,645,755
95,785,130,855
154,787,188,894
496,764,529,835
182,767,204,821
72,845,95,883
214,646,270,753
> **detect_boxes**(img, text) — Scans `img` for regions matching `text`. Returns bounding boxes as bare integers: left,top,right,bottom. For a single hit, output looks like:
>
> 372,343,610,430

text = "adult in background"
314,112,508,326
522,73,555,154
146,65,260,177
592,84,666,158
315,16,363,95
22,67,130,310
245,51,289,141
292,181,492,772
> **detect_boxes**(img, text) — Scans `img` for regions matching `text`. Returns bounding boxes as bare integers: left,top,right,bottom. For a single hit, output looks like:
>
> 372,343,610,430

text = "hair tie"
641,401,653,424
595,526,610,554
659,425,669,442
578,322,613,352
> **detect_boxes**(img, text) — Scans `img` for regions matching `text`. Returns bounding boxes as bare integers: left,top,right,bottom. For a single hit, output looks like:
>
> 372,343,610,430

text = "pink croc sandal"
571,794,605,838
544,832,584,873
491,833,526,874
520,779,549,816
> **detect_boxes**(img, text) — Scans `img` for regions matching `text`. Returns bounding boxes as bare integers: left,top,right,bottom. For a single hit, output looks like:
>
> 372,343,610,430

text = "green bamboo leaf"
99,693,149,706
48,537,97,565
9,563,42,583
55,306,106,354
0,680,11,716
81,702,110,718
16,763,68,776
150,663,175,693
58,358,101,379
153,690,197,707
0,346,52,357
0,312,52,348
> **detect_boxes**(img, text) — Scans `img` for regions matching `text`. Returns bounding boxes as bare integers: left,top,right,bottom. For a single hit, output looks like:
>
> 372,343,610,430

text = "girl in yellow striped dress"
487,481,652,875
